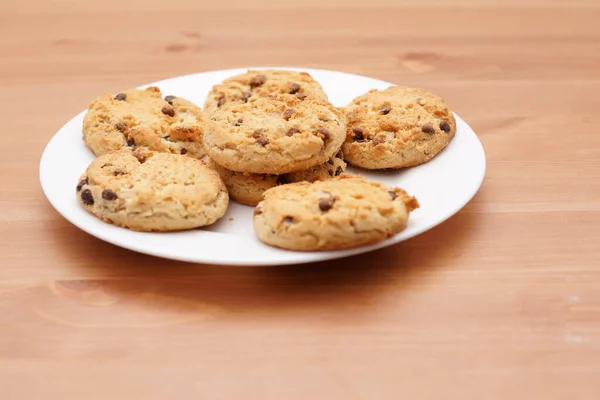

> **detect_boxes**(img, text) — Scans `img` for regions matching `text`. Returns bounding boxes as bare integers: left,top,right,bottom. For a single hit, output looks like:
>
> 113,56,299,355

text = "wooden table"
1,0,599,398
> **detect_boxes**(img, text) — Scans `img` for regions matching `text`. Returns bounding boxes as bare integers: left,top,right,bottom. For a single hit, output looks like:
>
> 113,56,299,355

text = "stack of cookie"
202,70,348,206
75,69,457,252
78,86,229,232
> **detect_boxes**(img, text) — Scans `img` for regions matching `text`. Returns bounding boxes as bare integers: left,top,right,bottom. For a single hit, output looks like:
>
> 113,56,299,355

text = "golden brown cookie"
82,87,205,158
204,70,328,116
253,175,419,251
76,148,228,231
204,149,346,206
204,94,346,174
342,86,456,169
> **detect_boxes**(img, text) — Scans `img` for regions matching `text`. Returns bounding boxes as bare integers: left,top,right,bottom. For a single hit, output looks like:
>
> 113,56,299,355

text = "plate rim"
39,66,486,266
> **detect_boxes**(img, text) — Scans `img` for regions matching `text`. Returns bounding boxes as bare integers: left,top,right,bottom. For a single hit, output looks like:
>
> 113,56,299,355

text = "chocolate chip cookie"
204,149,346,206
342,86,456,169
76,148,228,231
83,87,205,158
204,94,346,174
253,175,419,251
204,70,328,116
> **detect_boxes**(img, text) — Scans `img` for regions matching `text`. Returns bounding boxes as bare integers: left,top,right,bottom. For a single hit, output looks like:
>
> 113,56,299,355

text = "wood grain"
1,0,599,398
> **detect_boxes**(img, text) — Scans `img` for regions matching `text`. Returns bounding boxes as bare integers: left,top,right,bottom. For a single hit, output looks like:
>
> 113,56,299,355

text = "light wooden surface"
1,0,600,398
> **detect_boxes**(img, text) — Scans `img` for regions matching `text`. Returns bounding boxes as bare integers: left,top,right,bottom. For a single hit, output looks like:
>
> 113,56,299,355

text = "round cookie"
204,149,346,206
76,148,228,232
83,86,205,158
204,70,328,116
342,86,456,169
204,94,346,174
253,175,419,251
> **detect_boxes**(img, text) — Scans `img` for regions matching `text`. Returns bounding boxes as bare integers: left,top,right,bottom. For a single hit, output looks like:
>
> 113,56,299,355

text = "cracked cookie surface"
204,69,328,116
342,86,456,169
253,174,419,251
204,149,346,206
76,148,228,231
83,86,205,158
204,93,346,174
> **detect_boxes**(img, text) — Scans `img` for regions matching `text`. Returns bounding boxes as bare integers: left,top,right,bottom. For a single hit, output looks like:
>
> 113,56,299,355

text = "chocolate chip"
388,191,397,200
327,159,334,165
126,138,135,147
289,83,301,94
319,117,330,122
253,207,263,216
317,127,330,141
352,127,364,141
256,136,269,146
100,163,113,168
180,148,188,155
282,108,295,121
133,152,146,163
235,118,243,126
241,92,251,102
115,122,127,132
277,175,290,185
102,189,117,200
217,95,226,107
81,189,94,206
328,170,334,176
162,135,170,140
253,130,269,146
283,216,295,223
372,137,385,146
335,149,343,158
440,121,451,133
318,197,335,212
76,178,88,192
335,166,343,176
380,105,391,115
250,74,267,88
422,124,435,134
164,95,176,104
114,93,127,101
296,93,307,100
113,170,126,176
286,127,300,136
161,105,175,117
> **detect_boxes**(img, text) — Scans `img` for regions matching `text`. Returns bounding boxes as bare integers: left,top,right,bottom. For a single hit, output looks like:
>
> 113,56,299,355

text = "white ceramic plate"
40,67,485,266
